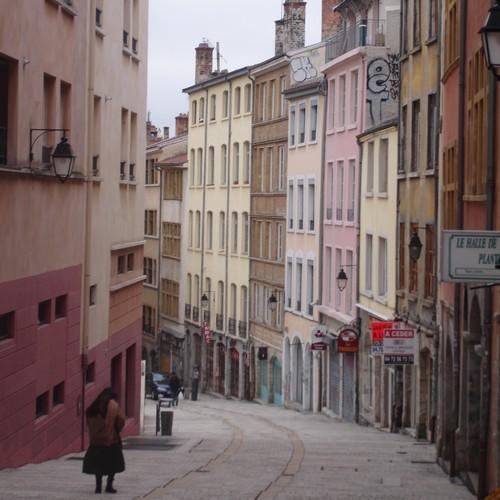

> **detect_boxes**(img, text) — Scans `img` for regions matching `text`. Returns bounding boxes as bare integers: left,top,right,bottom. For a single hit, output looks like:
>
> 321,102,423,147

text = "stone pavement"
0,395,473,500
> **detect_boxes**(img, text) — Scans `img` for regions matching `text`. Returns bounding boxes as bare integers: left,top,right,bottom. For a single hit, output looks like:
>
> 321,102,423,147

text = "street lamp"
29,129,76,182
201,293,209,309
480,1,500,79
268,292,278,312
336,268,348,292
409,231,423,261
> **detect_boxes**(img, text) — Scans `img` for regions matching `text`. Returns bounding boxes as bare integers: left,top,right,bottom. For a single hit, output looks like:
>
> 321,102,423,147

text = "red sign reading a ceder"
371,321,393,341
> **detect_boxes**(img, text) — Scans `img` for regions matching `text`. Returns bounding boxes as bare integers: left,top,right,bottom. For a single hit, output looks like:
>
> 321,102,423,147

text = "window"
379,138,388,194
409,223,419,293
36,392,49,418
398,222,406,289
207,212,213,250
230,284,237,321
210,94,216,121
145,160,159,185
266,222,273,259
161,279,179,319
339,75,346,127
307,179,315,231
413,0,421,47
144,210,157,236
231,212,238,254
347,160,355,222
402,0,409,53
427,94,438,171
191,100,197,125
85,363,95,384
306,260,314,316
335,249,342,310
326,162,333,220
219,212,226,250
0,311,14,341
199,97,205,123
425,224,436,299
329,79,336,129
186,274,192,306
295,259,303,312
127,253,134,271
164,169,183,200
55,295,67,319
410,100,420,172
194,275,200,312
53,382,64,406
326,247,332,305
242,212,249,255
223,90,229,118
89,285,97,306
310,99,318,142
257,149,265,192
258,221,264,258
346,250,353,314
280,76,287,116
270,80,276,119
143,305,155,335
286,258,293,308
163,222,181,258
288,180,294,230
289,105,296,146
120,108,128,179
277,224,283,261
267,148,273,192
233,142,240,184
217,280,224,322
144,257,157,286
189,149,195,186
244,83,252,113
400,105,407,172
444,0,459,69
350,70,358,123
92,96,102,175
298,103,306,144
234,86,241,115
243,142,250,184
43,74,56,158
117,255,126,274
429,0,437,39
195,211,201,249
188,210,193,247
278,146,285,191
336,161,344,221
297,180,304,230
378,238,387,297
443,144,458,229
220,145,227,185
366,235,373,291
465,49,487,196
240,286,248,323
38,300,51,326
208,147,215,185
260,83,266,121
197,148,203,186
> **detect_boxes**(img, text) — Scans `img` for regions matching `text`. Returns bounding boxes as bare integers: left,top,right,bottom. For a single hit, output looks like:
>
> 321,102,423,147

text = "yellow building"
183,43,252,398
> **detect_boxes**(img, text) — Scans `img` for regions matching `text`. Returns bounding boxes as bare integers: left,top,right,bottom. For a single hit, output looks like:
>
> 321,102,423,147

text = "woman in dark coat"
83,388,125,494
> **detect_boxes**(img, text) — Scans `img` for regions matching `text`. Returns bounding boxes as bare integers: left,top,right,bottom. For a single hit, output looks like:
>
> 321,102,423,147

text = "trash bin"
160,410,173,436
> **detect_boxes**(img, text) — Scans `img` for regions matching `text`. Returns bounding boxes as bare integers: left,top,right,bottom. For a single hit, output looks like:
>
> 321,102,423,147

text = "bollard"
191,379,198,401
160,410,174,436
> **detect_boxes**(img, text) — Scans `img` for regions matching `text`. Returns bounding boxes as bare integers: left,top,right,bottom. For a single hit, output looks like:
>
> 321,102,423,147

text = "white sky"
147,0,322,133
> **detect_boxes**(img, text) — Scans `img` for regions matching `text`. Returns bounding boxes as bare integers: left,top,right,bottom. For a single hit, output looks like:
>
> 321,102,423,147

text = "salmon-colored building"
0,0,148,468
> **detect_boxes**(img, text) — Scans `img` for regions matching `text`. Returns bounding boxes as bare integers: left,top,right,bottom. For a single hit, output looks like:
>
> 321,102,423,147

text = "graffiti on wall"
291,56,318,83
366,53,400,124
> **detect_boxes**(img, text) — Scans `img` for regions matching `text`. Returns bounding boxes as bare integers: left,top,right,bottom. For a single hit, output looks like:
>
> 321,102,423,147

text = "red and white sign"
311,341,328,351
337,328,359,353
383,328,417,365
202,321,212,343
371,321,393,355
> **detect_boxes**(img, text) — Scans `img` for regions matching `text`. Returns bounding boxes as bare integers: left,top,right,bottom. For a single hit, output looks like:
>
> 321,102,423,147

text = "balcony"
238,320,247,338
92,155,99,177
185,303,191,319
216,314,223,331
309,219,315,231
298,219,303,230
129,163,135,181
228,318,236,335
296,300,301,312
120,161,126,180
192,306,199,323
326,207,333,220
123,30,129,47
0,126,5,164
143,325,155,336
325,20,386,63
336,208,343,221
203,310,210,323
347,208,355,222
132,37,138,54
95,7,102,27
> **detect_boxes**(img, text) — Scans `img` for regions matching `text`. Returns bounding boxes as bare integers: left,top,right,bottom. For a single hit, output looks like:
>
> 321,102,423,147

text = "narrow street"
0,396,472,500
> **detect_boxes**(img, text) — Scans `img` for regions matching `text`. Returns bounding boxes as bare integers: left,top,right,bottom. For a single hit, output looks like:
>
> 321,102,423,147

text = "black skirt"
82,442,125,475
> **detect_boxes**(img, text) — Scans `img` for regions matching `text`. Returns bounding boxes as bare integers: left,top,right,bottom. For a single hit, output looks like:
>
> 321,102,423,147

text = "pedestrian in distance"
83,387,125,494
169,371,181,398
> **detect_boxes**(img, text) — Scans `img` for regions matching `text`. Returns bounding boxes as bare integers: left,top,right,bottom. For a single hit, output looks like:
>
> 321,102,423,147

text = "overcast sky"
147,0,322,133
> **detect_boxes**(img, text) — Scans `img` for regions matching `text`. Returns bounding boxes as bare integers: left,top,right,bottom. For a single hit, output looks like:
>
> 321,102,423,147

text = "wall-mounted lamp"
268,292,278,312
336,264,356,292
408,231,423,261
480,0,500,79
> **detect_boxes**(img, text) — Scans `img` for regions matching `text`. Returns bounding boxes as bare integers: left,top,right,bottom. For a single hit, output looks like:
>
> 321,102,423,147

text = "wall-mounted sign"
442,230,500,283
383,328,416,365
258,346,268,360
311,341,327,351
337,328,359,353
371,321,393,356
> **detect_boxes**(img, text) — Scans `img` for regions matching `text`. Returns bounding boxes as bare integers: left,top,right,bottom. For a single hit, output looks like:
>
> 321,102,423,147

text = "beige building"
183,44,252,398
0,0,148,467
143,115,188,377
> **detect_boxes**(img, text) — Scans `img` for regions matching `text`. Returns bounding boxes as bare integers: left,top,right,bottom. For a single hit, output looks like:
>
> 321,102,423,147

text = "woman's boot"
95,474,102,494
105,474,117,493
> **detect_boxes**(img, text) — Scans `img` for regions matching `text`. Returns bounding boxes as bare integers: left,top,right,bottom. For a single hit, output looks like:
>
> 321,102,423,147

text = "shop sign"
311,341,327,351
371,321,393,356
337,328,359,353
442,230,500,283
202,321,212,343
383,328,416,365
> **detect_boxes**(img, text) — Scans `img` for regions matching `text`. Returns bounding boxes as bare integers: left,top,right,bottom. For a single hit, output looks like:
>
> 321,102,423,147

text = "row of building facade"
142,0,500,496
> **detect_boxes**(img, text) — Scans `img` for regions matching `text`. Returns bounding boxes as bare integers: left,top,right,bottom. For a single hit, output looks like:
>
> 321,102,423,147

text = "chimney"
321,0,343,40
163,126,170,139
175,113,189,136
275,1,306,55
275,19,285,56
195,41,214,84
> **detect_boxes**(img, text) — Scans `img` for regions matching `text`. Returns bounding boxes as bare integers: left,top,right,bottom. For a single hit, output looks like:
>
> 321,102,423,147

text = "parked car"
148,372,173,400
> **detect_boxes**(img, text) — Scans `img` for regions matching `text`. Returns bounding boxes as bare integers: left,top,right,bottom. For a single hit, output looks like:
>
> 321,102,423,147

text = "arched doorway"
271,357,282,405
230,348,239,398
206,340,214,391
217,343,225,395
330,347,340,414
443,336,454,461
293,339,303,404
418,349,431,439
283,337,291,401
342,353,355,421
259,356,268,401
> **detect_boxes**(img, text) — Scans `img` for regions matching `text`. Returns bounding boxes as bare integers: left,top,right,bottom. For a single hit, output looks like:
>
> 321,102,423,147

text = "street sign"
442,230,500,283
337,328,359,353
371,321,393,356
311,341,327,351
383,328,416,365
311,324,329,338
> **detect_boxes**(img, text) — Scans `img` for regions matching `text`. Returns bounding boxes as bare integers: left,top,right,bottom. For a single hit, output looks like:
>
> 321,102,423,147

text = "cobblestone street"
0,396,473,500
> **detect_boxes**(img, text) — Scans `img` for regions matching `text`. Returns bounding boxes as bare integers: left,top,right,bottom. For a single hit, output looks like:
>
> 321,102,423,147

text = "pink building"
319,0,400,421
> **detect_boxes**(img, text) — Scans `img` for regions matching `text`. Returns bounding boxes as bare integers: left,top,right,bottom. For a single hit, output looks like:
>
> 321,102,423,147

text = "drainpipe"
156,163,163,366
451,0,467,478
478,36,497,499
